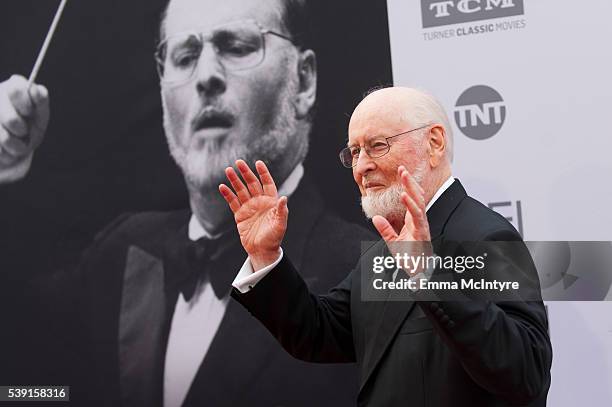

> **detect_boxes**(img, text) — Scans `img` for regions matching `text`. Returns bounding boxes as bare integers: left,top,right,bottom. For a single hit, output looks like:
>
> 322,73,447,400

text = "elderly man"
0,0,374,406
220,87,553,406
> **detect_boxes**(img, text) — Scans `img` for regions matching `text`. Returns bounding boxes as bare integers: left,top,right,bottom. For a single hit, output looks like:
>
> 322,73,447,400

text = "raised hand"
372,166,433,274
0,75,50,184
219,160,288,271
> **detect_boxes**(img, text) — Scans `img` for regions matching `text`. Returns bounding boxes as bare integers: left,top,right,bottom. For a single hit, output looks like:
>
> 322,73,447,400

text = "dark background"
0,0,392,387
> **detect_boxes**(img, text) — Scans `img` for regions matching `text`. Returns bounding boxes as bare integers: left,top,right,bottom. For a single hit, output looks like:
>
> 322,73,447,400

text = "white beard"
361,161,427,223
163,76,303,194
361,183,405,222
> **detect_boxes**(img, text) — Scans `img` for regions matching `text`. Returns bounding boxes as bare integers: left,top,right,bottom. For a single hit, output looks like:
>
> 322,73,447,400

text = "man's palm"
219,160,289,269
235,194,286,256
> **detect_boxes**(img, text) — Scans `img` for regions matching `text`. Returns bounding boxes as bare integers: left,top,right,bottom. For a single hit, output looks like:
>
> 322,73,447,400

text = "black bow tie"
166,233,243,301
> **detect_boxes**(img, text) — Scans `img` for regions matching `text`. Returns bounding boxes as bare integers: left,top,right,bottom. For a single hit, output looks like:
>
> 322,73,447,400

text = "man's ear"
294,49,317,119
428,125,446,167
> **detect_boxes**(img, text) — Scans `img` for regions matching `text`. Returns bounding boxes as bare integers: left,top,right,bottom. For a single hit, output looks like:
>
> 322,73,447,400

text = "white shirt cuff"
232,248,284,293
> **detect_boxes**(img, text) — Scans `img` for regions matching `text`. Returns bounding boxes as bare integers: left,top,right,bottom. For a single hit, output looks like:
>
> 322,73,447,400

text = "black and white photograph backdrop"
0,1,392,406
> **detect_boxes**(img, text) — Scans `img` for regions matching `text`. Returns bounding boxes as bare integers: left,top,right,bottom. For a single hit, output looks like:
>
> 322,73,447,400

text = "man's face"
161,0,302,192
348,101,429,223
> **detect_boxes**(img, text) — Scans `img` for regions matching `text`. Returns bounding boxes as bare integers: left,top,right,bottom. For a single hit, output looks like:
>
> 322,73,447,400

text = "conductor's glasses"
155,19,294,86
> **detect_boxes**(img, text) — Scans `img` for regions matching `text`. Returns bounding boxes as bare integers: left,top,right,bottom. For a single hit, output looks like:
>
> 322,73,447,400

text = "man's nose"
195,43,227,97
353,148,377,178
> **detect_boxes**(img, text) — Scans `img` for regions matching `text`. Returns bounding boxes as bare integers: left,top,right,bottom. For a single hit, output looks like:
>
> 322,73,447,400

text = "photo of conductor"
0,0,392,406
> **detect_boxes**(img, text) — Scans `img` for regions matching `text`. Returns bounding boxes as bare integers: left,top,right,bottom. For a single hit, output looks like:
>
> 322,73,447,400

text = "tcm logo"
454,85,506,140
421,0,524,28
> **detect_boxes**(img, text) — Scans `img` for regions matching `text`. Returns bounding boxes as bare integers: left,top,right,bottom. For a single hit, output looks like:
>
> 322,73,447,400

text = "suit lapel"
427,179,467,241
117,212,190,407
283,177,326,272
358,248,416,392
358,180,467,393
118,245,167,407
182,300,277,406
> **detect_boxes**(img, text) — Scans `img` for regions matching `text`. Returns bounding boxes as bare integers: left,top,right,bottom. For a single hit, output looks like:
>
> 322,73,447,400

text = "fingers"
276,195,288,221
0,153,32,185
400,192,419,233
29,84,50,149
255,160,278,197
400,186,429,239
222,159,279,211
218,184,241,213
0,75,37,138
236,159,263,197
398,166,424,202
224,166,251,204
396,165,431,241
0,126,29,157
0,89,29,139
7,75,35,118
0,75,50,158
0,146,20,166
372,215,398,242
397,166,425,209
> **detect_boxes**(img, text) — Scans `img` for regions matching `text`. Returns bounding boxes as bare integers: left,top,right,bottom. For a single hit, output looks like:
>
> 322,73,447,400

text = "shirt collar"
426,175,455,213
188,163,305,241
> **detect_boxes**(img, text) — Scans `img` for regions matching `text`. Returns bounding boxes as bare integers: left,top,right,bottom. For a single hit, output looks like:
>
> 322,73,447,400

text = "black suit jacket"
233,180,553,406
67,179,376,406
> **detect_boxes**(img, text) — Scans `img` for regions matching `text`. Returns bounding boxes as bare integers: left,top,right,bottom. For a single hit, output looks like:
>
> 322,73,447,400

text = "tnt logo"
454,85,506,140
421,0,524,28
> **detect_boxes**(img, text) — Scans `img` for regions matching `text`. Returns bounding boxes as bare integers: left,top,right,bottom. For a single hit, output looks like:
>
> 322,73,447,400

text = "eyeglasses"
339,124,431,168
155,19,294,86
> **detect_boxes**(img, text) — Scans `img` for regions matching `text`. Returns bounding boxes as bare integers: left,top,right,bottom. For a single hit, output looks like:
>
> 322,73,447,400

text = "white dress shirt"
163,164,304,407
233,176,456,294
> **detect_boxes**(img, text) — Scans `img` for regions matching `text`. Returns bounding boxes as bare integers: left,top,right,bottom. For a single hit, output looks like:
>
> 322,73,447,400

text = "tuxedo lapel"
182,300,277,406
282,177,325,272
427,179,467,241
117,213,190,407
118,245,168,407
359,276,416,393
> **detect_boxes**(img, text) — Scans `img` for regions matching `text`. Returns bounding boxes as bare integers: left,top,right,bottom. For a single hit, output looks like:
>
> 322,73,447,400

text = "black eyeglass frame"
339,124,432,168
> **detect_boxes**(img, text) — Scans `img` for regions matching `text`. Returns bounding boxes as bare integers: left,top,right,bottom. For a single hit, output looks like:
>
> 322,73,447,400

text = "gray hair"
364,86,454,163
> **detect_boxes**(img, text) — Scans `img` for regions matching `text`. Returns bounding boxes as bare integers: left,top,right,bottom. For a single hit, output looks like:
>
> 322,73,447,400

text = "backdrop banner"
0,1,392,404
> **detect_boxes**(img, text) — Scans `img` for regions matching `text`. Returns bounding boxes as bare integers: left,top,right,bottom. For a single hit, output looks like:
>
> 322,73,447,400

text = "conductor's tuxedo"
59,178,375,406
233,179,553,406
